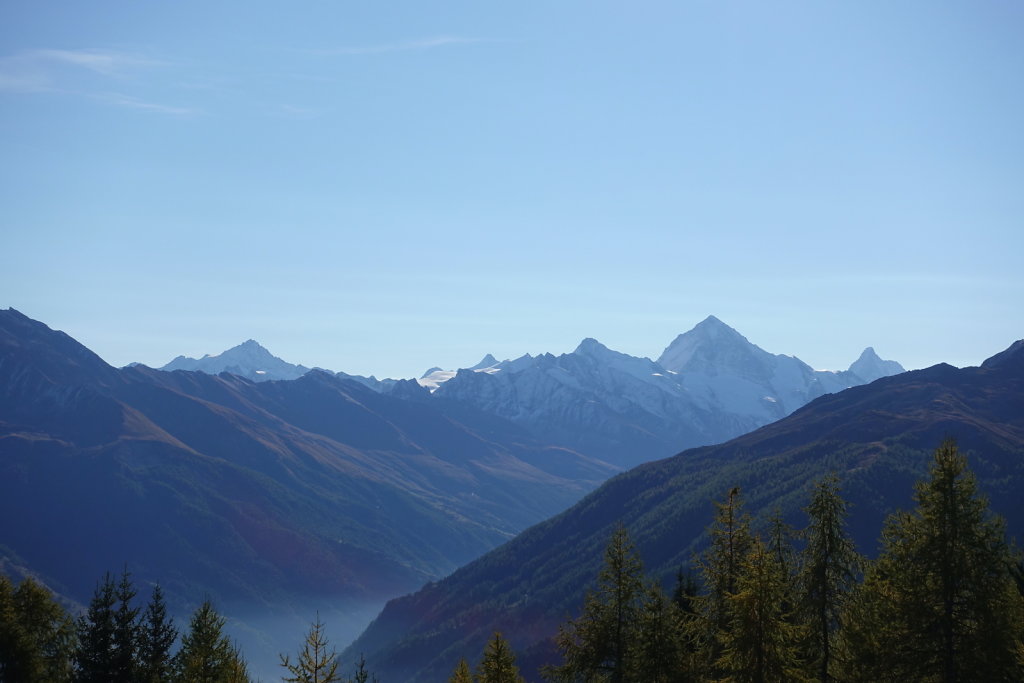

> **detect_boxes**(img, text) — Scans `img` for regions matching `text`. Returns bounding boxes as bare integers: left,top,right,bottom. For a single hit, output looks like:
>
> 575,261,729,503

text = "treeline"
0,571,377,682
445,440,1024,682
0,569,249,682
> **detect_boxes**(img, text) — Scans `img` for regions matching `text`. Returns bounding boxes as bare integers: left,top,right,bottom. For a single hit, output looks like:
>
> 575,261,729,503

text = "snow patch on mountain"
160,340,310,382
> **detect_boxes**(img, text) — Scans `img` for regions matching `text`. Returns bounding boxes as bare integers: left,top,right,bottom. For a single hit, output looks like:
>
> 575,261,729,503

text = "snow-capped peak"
159,339,310,382
656,316,755,373
848,347,905,383
573,337,615,357
468,354,500,371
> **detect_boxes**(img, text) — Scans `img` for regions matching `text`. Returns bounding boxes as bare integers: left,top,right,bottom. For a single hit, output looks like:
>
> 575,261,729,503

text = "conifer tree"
716,537,808,682
348,652,378,683
840,440,1024,681
767,509,797,592
176,599,247,683
279,613,341,683
75,572,117,682
476,631,525,683
139,584,177,683
0,575,17,680
547,525,645,682
631,582,688,683
0,576,76,682
111,568,140,683
691,487,753,677
670,568,701,677
797,474,860,682
224,642,250,683
671,568,698,617
448,657,473,683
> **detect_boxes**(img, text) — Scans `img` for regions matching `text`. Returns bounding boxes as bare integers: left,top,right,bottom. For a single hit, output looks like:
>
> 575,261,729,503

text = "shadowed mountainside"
0,308,615,673
345,339,1024,682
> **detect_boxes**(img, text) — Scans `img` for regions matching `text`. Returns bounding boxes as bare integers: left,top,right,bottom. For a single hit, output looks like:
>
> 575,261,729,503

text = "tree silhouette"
279,613,341,683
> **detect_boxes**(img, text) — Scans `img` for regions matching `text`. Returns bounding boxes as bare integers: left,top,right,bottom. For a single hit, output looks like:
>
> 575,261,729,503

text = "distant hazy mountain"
155,318,903,469
158,338,408,393
161,339,311,381
0,308,614,675
427,316,904,467
346,338,1024,682
848,345,906,383
334,370,400,393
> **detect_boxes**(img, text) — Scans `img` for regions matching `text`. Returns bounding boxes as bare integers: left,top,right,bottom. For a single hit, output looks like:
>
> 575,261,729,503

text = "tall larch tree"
840,440,1024,681
716,537,808,683
75,572,117,682
348,652,379,683
111,568,140,683
691,487,753,678
448,657,473,683
279,613,341,683
476,632,525,683
547,525,645,682
0,575,17,680
797,474,860,682
175,599,247,683
138,584,177,683
0,576,76,682
631,581,689,683
224,642,250,683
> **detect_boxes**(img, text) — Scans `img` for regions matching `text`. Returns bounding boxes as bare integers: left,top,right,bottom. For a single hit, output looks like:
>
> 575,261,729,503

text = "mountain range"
343,338,1024,682
0,308,912,677
158,315,905,467
0,308,611,674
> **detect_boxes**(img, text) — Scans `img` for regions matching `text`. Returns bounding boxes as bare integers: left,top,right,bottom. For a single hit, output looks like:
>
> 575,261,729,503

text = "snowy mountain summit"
659,315,771,378
656,316,904,418
160,339,310,382
424,316,904,466
849,346,906,383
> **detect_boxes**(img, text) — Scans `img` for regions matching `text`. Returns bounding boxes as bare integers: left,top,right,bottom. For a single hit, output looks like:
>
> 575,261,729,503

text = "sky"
1,1,1022,379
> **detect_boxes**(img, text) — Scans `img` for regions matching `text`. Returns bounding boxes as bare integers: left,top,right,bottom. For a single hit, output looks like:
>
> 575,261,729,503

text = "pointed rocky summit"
848,347,905,383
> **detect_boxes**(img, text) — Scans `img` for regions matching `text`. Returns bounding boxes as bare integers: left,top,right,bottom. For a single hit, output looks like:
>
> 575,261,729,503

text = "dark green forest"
528,440,1024,682
3,441,1022,682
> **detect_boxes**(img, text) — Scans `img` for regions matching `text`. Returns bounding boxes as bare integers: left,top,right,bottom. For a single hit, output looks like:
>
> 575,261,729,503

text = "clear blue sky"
2,1,1021,378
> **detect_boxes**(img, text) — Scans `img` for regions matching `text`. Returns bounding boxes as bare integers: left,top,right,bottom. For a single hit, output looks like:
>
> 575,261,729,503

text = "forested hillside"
347,340,1024,681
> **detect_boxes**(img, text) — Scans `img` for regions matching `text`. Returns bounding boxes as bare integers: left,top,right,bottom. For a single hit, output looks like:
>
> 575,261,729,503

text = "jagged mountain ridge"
344,338,1024,682
152,317,904,468
430,316,904,466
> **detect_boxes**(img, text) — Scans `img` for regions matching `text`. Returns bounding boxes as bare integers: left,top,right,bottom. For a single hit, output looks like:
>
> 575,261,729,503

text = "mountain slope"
0,309,614,675
345,340,1023,682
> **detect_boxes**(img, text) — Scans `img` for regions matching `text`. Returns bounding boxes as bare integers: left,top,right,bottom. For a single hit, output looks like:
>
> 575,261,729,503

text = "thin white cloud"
94,92,196,115
0,48,192,115
29,48,157,75
275,104,324,120
0,48,157,92
315,35,491,56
